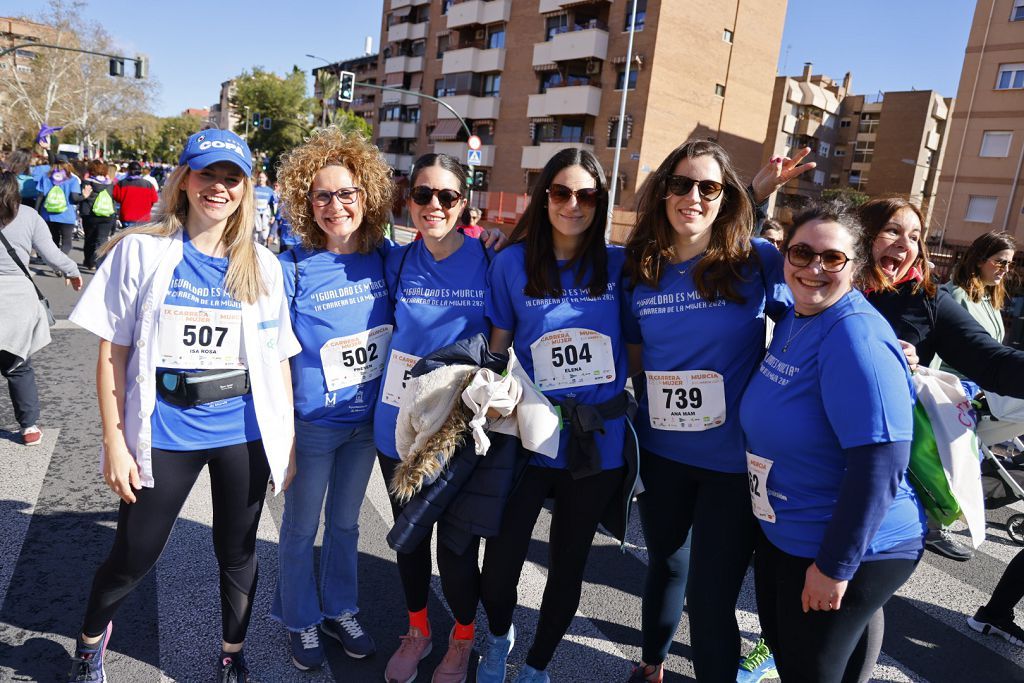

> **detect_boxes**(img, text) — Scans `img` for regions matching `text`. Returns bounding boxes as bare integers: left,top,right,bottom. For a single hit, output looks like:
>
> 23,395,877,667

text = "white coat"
69,231,300,490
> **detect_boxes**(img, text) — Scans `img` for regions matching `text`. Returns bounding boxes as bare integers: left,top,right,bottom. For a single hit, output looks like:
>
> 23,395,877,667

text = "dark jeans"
81,441,270,643
47,221,74,255
82,219,114,268
636,450,753,682
0,352,40,428
754,528,917,683
481,465,624,670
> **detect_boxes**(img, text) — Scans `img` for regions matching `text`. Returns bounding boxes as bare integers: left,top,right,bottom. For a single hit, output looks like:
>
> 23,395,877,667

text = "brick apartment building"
934,0,1024,247
763,63,952,227
371,0,787,232
313,51,380,129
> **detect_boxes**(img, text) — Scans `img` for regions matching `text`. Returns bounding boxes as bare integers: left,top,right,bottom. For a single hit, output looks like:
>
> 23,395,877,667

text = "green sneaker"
737,638,777,682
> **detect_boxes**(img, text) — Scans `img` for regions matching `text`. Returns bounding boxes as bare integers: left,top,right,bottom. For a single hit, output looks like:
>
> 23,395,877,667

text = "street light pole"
606,0,640,241
244,106,251,140
307,54,333,128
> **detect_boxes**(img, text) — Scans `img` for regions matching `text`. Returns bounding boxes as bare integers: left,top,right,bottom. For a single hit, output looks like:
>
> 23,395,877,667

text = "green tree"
330,108,372,139
230,66,311,160
822,187,870,209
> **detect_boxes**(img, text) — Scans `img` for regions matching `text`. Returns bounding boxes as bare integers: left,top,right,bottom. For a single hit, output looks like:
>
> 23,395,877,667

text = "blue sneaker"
321,612,376,659
737,638,778,683
477,624,515,683
513,664,550,683
67,622,112,682
289,625,325,671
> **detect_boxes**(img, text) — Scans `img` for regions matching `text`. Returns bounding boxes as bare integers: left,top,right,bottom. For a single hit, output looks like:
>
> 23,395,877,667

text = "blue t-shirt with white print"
281,245,392,426
151,233,259,450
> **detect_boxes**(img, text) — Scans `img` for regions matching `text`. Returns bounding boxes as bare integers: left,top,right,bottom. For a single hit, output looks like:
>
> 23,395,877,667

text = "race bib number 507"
158,305,243,369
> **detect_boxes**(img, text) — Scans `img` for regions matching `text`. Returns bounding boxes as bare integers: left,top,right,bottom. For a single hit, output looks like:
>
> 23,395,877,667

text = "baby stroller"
975,393,1024,544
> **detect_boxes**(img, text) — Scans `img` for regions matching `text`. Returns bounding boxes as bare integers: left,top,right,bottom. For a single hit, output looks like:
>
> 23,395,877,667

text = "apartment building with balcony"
934,0,1024,246
763,63,952,226
374,0,787,227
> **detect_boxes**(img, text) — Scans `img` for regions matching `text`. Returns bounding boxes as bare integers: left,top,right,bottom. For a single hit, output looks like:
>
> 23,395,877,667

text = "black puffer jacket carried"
386,335,529,555
866,280,1024,398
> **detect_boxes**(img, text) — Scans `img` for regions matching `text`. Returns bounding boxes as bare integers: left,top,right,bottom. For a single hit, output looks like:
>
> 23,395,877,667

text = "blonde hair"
102,164,266,304
276,127,393,253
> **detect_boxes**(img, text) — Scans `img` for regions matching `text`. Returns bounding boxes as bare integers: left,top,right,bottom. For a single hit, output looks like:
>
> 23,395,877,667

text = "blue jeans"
271,420,376,630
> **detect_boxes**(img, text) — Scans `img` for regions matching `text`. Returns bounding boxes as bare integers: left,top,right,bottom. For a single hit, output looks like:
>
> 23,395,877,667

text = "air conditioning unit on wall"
475,29,486,40
586,61,601,75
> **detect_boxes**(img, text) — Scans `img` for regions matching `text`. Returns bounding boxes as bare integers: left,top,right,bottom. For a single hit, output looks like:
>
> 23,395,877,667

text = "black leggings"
377,453,481,625
81,441,270,643
82,219,114,268
754,528,917,683
984,546,1024,619
637,450,753,680
481,465,624,670
47,221,74,255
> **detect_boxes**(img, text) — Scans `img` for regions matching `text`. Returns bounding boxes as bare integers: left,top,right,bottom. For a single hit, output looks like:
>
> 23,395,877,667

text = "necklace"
782,314,819,353
672,253,702,277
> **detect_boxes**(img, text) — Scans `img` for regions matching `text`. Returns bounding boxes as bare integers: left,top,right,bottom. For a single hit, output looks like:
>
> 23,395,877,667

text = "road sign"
467,149,482,165
467,135,482,150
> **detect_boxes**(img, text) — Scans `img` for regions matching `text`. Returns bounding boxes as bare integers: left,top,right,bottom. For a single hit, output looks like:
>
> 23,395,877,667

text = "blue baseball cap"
178,129,252,175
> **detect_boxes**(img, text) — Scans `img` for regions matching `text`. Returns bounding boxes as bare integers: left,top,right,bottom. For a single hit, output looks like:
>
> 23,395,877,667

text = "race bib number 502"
320,324,393,391
158,305,243,369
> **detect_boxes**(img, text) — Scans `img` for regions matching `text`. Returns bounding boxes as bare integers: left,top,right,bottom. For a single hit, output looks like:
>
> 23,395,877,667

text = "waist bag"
156,368,251,408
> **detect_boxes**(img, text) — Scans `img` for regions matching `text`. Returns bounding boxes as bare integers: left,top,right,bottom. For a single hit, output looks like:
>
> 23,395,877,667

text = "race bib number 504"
646,370,726,431
530,327,616,392
320,324,393,392
158,305,243,369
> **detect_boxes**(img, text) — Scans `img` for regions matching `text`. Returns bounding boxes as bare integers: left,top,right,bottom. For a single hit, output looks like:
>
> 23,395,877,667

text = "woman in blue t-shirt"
35,157,83,256
621,139,792,683
373,153,496,683
269,128,395,670
739,202,924,683
478,148,637,683
67,129,300,682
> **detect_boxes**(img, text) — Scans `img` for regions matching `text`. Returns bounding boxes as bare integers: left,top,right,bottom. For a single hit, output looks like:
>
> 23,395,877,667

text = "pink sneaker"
386,626,432,683
431,628,473,683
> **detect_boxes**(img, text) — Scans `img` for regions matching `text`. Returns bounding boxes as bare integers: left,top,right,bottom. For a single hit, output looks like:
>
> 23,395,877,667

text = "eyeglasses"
665,174,724,201
546,183,601,207
988,257,1013,271
410,185,464,209
308,187,361,207
785,243,851,272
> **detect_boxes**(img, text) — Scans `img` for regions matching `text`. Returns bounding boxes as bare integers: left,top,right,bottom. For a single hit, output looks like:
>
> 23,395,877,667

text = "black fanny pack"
156,368,251,408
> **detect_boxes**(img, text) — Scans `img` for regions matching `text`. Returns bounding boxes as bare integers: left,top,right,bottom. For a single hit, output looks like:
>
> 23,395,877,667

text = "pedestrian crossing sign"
467,149,482,165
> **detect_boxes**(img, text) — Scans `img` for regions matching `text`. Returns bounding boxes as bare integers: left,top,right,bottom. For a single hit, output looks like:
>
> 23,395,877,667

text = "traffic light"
339,71,356,103
473,170,487,190
262,117,272,130
134,56,148,79
252,112,262,128
108,58,124,77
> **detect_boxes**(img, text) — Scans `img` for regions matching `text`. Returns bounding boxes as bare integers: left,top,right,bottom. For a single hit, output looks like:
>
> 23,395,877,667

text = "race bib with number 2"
320,324,393,391
746,451,777,523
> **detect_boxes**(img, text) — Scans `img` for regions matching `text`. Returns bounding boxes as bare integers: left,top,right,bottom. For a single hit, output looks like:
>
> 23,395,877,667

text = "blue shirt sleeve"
620,279,642,344
751,239,792,322
820,312,915,448
278,249,298,309
815,441,910,580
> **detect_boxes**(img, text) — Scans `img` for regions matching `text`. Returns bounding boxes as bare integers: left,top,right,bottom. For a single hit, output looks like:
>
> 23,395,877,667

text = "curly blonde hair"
276,127,393,253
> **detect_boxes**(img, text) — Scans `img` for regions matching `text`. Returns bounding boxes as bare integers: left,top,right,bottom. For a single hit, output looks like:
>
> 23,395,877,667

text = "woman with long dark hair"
621,139,791,683
0,171,82,446
477,147,637,683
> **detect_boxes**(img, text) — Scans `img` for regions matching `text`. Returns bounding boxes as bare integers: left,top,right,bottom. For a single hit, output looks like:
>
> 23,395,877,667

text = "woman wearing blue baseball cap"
66,129,301,683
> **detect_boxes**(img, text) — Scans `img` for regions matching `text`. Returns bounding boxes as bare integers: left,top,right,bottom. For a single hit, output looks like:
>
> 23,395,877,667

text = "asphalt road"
1,239,1023,682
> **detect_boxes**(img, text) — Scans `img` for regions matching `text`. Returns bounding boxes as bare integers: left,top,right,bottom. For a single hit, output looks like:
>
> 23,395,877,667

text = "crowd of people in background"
3,126,1024,683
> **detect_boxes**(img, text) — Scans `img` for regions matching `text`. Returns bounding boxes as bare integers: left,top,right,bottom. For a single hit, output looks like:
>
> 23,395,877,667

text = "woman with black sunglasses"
621,139,802,683
476,147,637,683
740,203,922,683
373,152,498,683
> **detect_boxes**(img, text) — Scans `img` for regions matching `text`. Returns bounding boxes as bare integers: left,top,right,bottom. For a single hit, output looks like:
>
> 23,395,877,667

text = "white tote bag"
912,367,986,549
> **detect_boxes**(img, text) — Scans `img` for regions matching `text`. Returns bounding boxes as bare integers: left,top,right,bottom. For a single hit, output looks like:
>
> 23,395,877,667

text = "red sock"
409,608,429,637
453,620,475,641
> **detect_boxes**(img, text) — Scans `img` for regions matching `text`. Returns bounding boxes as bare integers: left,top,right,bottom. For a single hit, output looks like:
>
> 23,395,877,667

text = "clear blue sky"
1,0,972,116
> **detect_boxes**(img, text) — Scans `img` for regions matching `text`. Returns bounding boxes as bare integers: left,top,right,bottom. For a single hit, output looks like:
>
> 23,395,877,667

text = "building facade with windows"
373,0,787,232
934,0,1024,246
312,52,380,130
763,63,951,226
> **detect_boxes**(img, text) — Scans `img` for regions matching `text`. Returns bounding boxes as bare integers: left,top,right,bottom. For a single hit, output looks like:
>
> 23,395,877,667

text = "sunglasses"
308,187,361,207
665,174,724,201
785,243,851,272
410,186,464,209
988,257,1013,271
546,183,601,207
